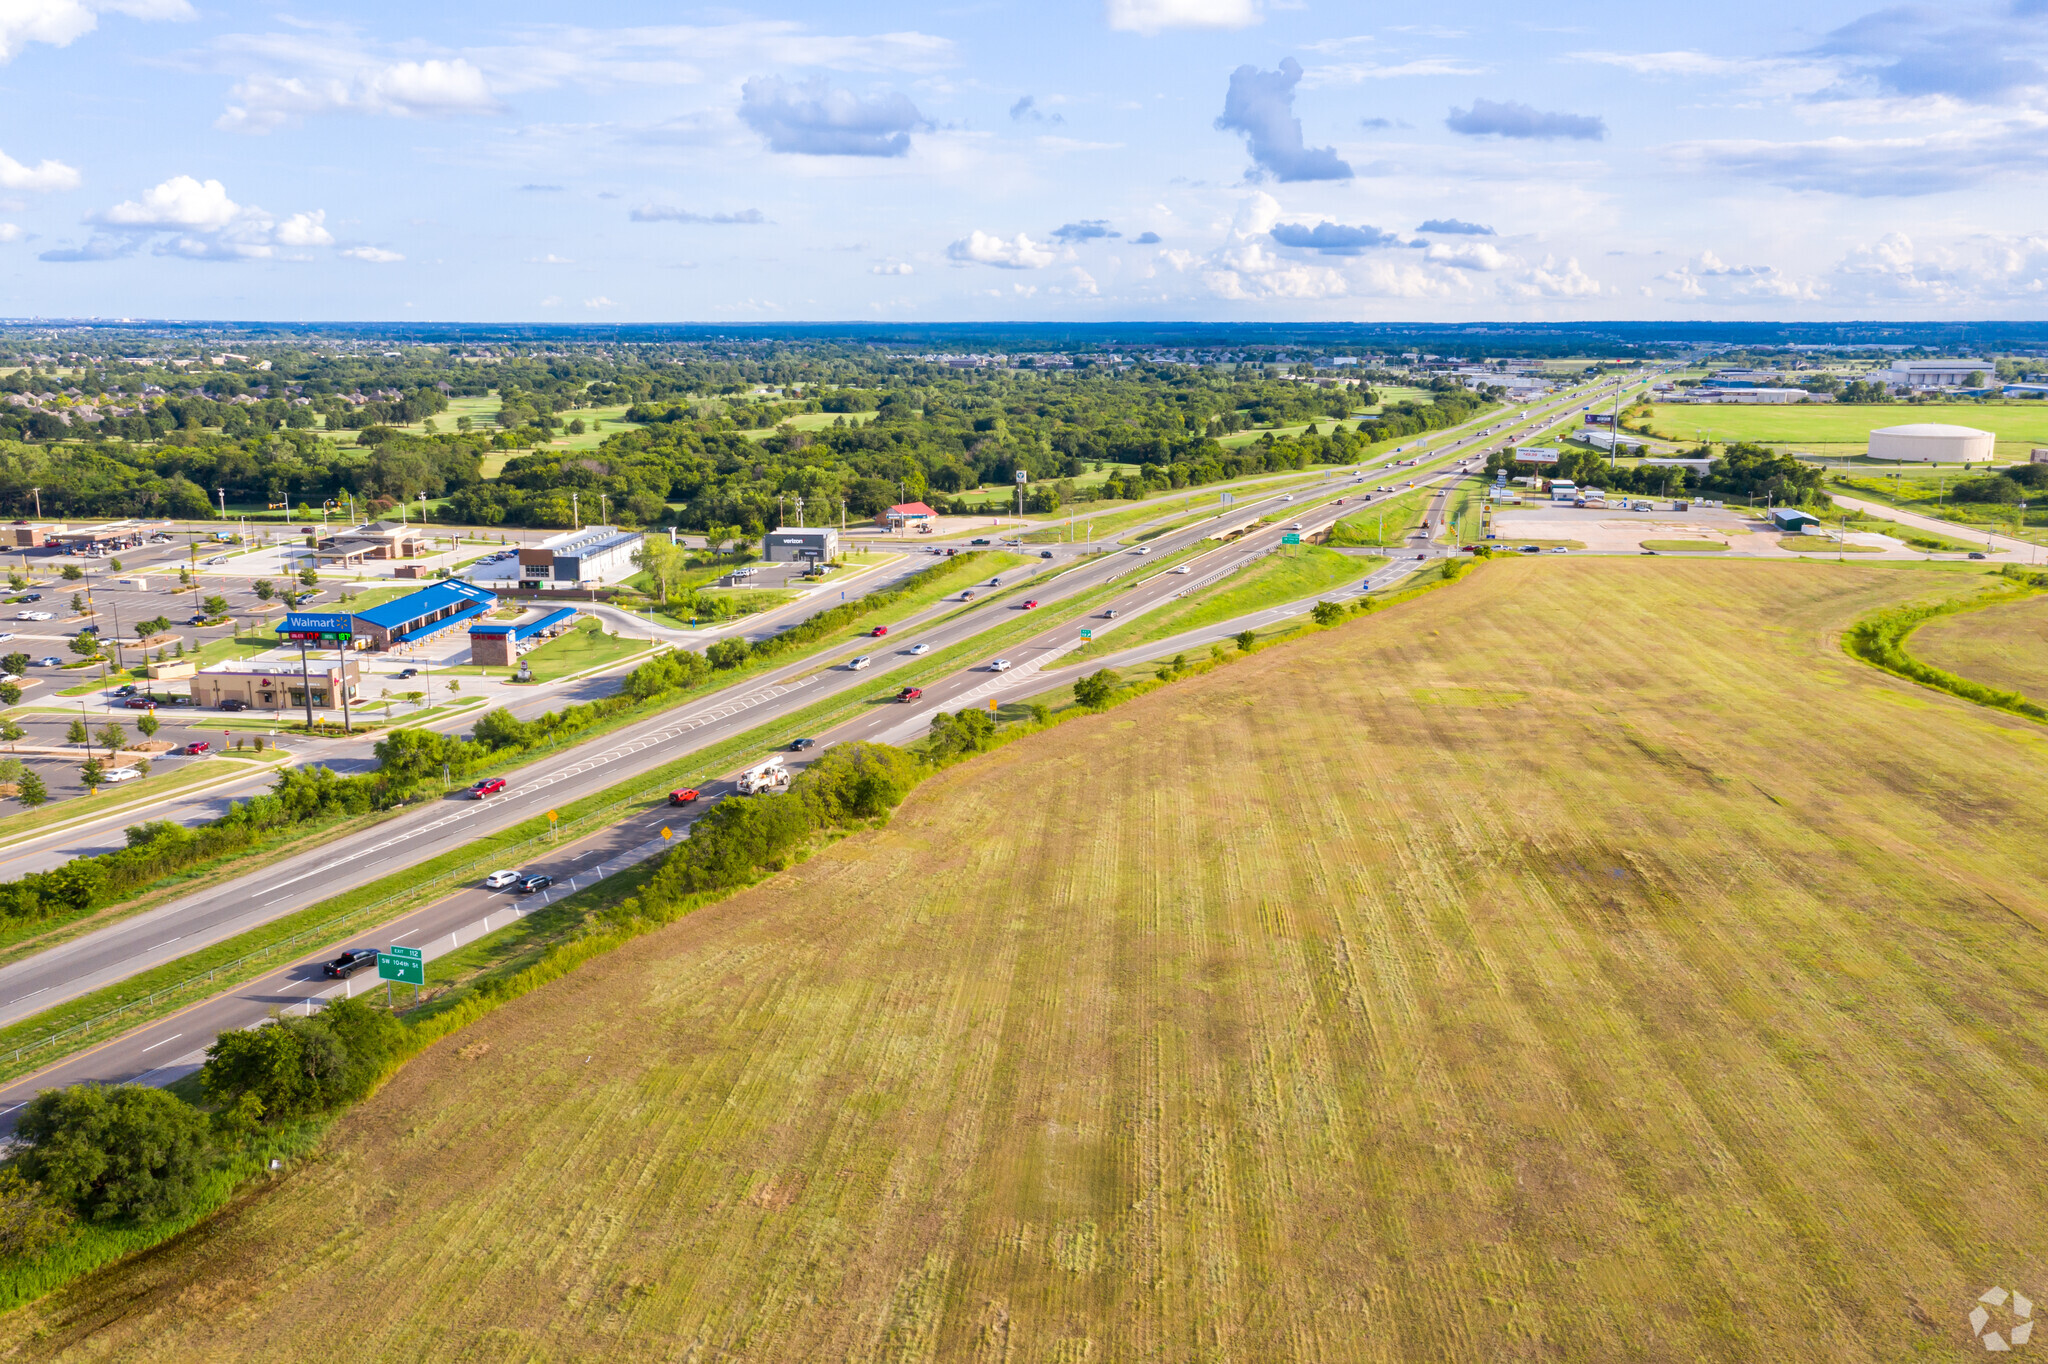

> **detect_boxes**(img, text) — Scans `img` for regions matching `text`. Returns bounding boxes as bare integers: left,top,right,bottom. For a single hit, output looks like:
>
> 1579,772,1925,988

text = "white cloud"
1068,266,1099,295
341,245,403,263
0,148,80,193
946,230,1056,269
1663,117,2048,196
1425,241,1516,271
1831,231,2048,307
1106,0,1258,35
1506,256,1602,299
1658,251,1816,302
870,261,912,275
218,57,498,132
275,210,333,247
1305,58,1489,85
0,224,21,242
101,175,240,229
0,0,191,65
583,295,617,308
529,253,574,264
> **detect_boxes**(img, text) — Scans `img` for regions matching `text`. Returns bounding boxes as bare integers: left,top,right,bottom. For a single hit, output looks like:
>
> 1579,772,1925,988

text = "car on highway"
789,737,816,750
181,741,210,756
848,655,872,671
667,788,700,806
970,537,991,545
484,870,521,889
1130,547,1151,555
469,777,507,798
871,624,889,637
897,686,924,702
1519,545,1542,555
960,589,975,601
907,642,930,655
1288,523,1303,531
1102,608,1120,618
1282,495,1294,502
1969,551,1988,560
100,766,141,784
1039,550,1055,560
322,949,379,979
988,577,1001,586
1022,599,1039,609
517,873,554,895
989,658,1012,672
1170,565,1192,574
1551,547,1569,554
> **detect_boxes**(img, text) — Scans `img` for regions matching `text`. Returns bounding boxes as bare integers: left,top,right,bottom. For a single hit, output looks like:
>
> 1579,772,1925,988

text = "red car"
122,697,155,710
1022,600,1039,610
469,777,507,798
871,625,889,637
897,686,924,702
181,741,209,756
668,788,699,806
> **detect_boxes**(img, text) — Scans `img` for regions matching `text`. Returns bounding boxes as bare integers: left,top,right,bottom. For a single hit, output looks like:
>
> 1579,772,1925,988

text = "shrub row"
1842,582,2048,724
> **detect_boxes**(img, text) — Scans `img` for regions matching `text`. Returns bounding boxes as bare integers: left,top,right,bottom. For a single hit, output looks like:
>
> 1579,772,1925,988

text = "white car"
0,632,14,642
989,658,1012,672
17,611,52,621
848,655,872,671
907,642,930,655
1171,565,1192,574
1130,547,1151,555
100,766,142,784
484,869,520,889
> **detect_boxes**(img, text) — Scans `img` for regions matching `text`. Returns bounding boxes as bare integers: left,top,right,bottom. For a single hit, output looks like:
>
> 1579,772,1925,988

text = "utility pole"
571,491,579,530
298,639,316,730
28,487,39,519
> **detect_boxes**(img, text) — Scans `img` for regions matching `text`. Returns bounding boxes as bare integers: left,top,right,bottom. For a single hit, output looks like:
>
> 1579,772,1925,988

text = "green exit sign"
378,945,424,985
1281,533,1301,546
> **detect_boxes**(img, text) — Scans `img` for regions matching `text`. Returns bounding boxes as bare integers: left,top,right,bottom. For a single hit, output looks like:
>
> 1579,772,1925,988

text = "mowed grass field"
15,562,2048,1360
1645,401,2048,460
1910,592,2048,700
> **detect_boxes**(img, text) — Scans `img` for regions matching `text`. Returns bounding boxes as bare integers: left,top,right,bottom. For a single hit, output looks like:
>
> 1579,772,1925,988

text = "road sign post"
378,943,424,1003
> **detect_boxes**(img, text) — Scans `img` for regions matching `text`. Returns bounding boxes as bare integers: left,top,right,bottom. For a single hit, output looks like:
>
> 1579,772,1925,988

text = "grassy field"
20,561,2048,1359
1328,483,1437,548
500,624,650,682
1645,401,2048,460
1068,544,1375,663
1910,592,2048,700
1641,538,1730,552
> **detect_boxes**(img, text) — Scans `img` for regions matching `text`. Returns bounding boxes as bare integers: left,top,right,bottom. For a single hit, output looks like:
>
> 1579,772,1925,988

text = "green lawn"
505,625,652,682
1643,401,2048,460
1327,485,1438,548
1068,544,1377,663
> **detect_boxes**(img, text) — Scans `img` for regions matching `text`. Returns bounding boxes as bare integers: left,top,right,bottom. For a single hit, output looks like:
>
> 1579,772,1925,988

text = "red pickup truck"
469,777,507,798
897,687,924,702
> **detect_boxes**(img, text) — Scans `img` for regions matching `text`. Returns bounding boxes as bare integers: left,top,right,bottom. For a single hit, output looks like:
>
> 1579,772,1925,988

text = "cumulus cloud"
629,205,768,224
1215,58,1352,182
519,183,563,192
1506,256,1601,298
1133,231,1162,244
1106,0,1258,35
1446,98,1605,141
870,261,913,275
946,230,1056,269
584,295,617,308
1418,217,1494,235
52,174,334,263
220,57,498,133
0,148,80,193
0,0,191,65
1659,252,1814,302
1269,221,1399,254
739,74,925,156
1425,241,1516,271
1828,231,2048,307
1009,94,1063,125
1051,220,1120,243
341,245,403,263
1813,7,2046,102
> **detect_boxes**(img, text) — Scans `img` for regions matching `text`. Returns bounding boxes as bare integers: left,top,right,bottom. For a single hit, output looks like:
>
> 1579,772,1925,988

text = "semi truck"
735,757,791,796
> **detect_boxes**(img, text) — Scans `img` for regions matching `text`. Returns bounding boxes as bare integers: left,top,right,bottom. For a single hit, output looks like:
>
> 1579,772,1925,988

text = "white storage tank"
1867,423,1997,463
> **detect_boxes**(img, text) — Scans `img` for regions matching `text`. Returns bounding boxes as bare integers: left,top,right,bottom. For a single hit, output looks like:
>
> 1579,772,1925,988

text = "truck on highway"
734,757,791,796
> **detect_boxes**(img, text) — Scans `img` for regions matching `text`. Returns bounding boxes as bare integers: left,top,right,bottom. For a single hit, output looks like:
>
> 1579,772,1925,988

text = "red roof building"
877,501,938,530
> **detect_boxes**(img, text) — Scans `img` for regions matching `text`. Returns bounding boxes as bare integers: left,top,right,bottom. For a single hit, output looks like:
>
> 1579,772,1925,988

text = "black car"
1968,551,1987,560
789,737,816,751
21,593,38,602
322,949,378,979
516,873,554,894
113,683,137,696
187,614,209,626
1040,550,1054,559
396,667,419,679
221,698,248,712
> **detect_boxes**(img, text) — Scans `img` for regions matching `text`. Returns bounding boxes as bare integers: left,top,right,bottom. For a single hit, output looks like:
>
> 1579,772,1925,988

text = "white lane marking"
140,1033,182,1052
155,937,181,949
390,930,416,941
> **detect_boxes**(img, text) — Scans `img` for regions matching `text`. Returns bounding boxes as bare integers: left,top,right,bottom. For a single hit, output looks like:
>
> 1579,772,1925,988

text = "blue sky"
0,0,2043,321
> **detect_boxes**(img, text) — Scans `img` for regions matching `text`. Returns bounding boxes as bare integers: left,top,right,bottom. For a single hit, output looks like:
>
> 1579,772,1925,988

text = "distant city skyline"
0,0,2042,321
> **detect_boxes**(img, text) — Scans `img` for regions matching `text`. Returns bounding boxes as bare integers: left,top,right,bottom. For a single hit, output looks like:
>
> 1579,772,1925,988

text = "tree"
1235,630,1257,653
298,566,319,588
632,537,686,603
137,712,159,740
177,566,191,587
69,592,86,616
16,769,45,807
0,683,18,707
80,758,104,790
1311,600,1344,627
108,558,121,572
66,717,88,744
96,723,127,752
70,631,99,658
202,595,229,618
252,579,275,601
0,1169,74,1259
15,1084,213,1224
0,652,26,677
60,564,82,581
1071,670,1117,709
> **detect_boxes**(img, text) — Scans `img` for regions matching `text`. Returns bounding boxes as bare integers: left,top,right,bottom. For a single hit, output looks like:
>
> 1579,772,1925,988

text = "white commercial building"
1866,423,1997,464
464,525,644,592
1676,387,1828,404
1872,359,1992,390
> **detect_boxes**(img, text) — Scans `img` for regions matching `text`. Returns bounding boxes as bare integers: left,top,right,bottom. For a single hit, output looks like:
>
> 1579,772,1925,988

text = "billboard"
1512,447,1560,464
278,612,354,642
1583,412,1616,427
